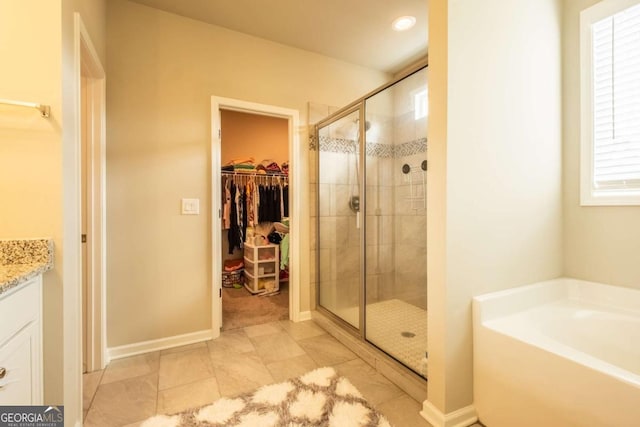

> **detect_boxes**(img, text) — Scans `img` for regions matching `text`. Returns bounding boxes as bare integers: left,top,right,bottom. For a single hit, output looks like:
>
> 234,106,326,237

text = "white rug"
140,367,392,427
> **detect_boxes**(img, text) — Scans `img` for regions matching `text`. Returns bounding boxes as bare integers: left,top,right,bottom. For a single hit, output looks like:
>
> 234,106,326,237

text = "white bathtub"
473,278,640,427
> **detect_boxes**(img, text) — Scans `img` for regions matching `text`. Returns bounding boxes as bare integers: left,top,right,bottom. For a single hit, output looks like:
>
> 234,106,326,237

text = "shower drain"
401,331,416,338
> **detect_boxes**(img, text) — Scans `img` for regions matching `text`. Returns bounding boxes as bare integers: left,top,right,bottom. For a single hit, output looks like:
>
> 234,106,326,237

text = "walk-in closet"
219,109,291,330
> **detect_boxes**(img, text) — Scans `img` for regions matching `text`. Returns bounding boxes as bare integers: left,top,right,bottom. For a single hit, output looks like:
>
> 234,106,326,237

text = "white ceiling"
128,0,428,73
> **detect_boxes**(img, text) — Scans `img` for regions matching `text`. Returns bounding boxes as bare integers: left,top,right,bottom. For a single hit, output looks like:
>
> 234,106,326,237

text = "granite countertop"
0,238,54,296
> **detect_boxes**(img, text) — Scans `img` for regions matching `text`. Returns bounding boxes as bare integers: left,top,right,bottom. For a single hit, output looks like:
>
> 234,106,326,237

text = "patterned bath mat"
140,367,392,427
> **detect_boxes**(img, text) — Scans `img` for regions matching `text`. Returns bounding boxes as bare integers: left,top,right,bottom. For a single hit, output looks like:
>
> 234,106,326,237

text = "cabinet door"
0,324,36,405
0,278,39,345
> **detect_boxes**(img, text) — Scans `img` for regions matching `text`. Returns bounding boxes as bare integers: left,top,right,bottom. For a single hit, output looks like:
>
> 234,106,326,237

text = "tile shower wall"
364,112,396,305
318,139,361,317
365,136,427,307
392,149,427,308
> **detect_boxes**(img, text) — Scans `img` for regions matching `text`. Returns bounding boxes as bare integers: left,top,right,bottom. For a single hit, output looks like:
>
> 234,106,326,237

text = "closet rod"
0,98,50,118
221,171,288,179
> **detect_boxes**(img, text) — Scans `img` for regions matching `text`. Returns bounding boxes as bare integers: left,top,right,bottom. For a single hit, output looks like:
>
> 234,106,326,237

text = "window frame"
580,0,640,206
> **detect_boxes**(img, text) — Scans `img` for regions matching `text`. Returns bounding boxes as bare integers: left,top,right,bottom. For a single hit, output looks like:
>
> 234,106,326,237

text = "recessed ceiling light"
392,16,416,32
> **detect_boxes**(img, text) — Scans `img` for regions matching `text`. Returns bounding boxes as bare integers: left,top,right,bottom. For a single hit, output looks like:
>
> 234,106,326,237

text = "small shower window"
414,88,428,120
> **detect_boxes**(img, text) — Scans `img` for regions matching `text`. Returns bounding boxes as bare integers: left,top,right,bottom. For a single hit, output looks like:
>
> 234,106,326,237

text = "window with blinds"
581,0,640,205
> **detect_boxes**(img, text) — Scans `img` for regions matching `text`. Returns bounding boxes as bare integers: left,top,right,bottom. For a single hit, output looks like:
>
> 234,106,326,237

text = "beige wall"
428,0,564,414
0,0,106,412
0,2,62,238
563,0,640,289
106,0,388,347
221,110,289,166
0,0,64,405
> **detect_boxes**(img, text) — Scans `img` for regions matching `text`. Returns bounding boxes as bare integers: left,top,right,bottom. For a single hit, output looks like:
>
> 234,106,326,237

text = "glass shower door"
317,108,362,329
364,67,428,377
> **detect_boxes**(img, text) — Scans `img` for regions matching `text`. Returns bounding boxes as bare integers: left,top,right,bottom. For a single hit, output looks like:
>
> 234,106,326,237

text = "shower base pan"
367,299,427,377
333,299,427,377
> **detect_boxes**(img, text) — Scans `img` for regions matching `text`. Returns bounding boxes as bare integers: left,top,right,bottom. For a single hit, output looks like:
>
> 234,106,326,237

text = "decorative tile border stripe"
366,142,395,158
395,138,427,158
309,135,427,158
317,135,357,154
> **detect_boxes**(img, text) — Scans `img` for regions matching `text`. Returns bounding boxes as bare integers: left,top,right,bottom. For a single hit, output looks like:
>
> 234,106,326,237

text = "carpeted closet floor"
221,282,289,330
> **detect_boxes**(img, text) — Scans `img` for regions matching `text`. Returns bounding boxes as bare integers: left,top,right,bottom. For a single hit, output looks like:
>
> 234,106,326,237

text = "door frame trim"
77,14,107,373
66,13,107,427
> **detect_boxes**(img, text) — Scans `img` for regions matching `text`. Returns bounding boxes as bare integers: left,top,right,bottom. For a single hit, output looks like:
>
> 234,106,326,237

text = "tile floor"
83,319,480,427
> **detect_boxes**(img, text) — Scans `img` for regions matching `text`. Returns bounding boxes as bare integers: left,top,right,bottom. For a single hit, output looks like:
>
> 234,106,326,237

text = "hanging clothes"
246,181,255,227
258,184,268,222
223,173,289,238
253,180,260,226
222,177,231,229
283,184,289,217
256,183,281,223
258,184,267,222
241,184,248,247
280,233,290,270
228,183,242,253
236,182,244,248
273,184,282,222
279,184,284,221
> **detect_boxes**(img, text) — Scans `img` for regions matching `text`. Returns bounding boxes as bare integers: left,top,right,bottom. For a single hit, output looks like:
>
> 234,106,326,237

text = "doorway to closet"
220,110,290,330
211,97,302,339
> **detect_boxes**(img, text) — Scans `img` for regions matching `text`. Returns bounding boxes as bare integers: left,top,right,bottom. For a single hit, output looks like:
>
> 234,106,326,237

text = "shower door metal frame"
315,103,366,337
314,59,429,344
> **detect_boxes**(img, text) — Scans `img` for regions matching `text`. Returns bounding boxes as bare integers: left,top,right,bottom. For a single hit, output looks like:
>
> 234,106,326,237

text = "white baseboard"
420,400,478,427
298,311,312,321
107,329,213,362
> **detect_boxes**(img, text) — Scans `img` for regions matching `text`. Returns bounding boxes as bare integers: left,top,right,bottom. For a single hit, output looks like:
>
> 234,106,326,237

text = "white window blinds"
591,3,640,190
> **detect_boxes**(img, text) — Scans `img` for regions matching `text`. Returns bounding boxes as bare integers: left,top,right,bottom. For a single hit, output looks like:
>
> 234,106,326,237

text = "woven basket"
222,269,244,288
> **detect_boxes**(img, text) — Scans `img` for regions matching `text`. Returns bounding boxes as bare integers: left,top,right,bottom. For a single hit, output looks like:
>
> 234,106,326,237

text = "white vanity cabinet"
0,276,43,405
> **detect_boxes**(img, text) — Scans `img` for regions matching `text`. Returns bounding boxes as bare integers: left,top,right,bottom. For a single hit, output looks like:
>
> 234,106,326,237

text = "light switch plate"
181,198,200,215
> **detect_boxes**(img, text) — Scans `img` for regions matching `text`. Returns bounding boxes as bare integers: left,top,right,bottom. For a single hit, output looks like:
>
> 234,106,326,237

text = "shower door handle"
356,211,360,229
